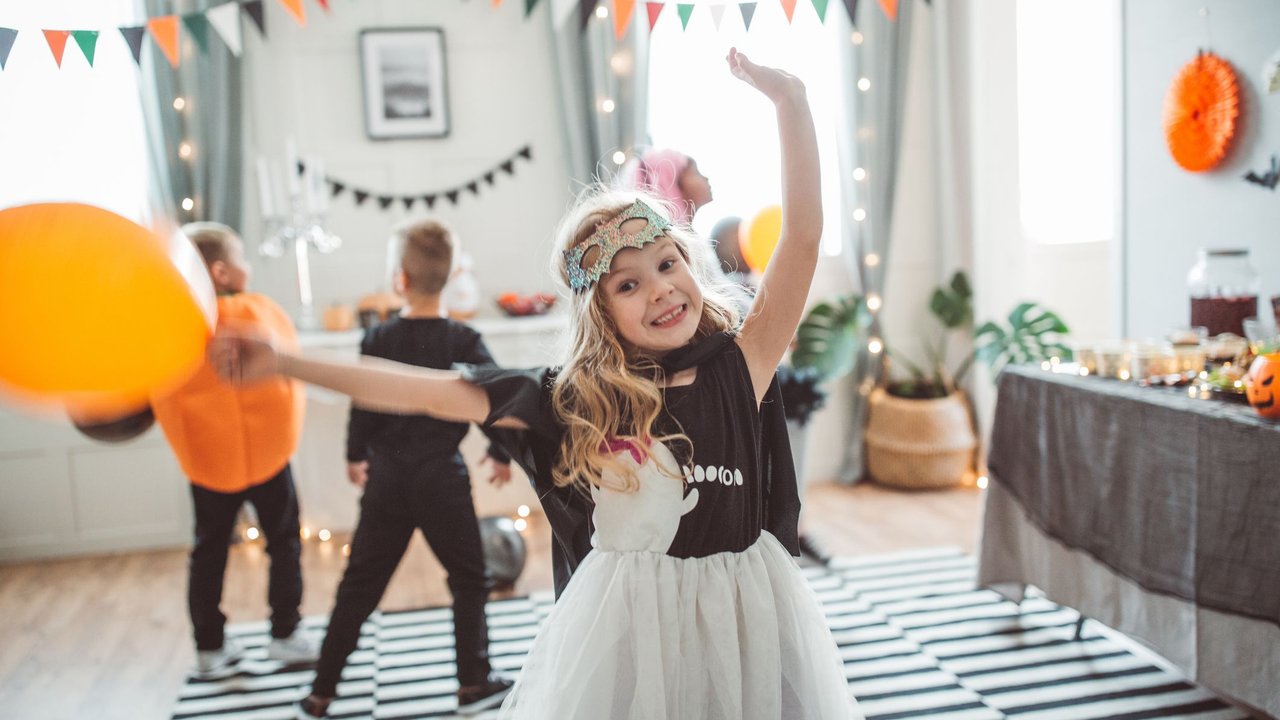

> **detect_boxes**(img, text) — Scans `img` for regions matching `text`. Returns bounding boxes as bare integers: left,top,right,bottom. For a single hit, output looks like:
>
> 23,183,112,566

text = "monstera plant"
885,271,1073,399
791,294,869,383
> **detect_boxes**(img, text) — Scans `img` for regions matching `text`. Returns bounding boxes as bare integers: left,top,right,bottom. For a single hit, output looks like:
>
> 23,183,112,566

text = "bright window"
646,3,847,256
0,0,150,221
1016,0,1120,245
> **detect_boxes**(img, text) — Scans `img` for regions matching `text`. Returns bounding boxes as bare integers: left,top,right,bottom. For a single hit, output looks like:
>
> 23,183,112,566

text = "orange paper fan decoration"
1163,52,1240,172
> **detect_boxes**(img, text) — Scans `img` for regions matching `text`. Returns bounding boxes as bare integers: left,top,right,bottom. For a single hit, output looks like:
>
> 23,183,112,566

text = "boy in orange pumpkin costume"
151,222,317,678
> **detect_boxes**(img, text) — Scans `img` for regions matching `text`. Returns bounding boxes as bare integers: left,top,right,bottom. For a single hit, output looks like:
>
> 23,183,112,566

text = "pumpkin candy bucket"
1245,352,1280,419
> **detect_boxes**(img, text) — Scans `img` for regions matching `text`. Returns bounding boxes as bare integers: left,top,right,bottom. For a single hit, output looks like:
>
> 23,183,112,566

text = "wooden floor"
0,481,983,720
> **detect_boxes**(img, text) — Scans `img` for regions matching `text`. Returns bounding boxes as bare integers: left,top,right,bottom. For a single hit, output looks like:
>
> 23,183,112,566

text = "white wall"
1123,0,1280,339
240,2,574,319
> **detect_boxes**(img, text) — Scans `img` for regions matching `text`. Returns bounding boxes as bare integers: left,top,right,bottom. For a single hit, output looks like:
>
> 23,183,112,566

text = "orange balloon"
739,205,783,274
0,203,216,417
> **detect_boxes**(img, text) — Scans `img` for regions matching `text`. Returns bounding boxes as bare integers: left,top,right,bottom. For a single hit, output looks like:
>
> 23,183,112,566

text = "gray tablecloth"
988,364,1280,626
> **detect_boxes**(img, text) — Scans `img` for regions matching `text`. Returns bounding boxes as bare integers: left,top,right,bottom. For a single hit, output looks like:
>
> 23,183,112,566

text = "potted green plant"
781,294,869,482
866,272,1072,489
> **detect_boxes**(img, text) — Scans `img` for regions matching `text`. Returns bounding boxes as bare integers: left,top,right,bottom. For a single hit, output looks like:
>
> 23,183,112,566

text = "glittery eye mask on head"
564,200,672,293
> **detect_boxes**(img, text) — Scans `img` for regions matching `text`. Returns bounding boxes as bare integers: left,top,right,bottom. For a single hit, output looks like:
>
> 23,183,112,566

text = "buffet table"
978,364,1280,718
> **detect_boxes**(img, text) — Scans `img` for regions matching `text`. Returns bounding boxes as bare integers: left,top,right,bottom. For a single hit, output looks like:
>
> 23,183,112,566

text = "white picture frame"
359,28,449,140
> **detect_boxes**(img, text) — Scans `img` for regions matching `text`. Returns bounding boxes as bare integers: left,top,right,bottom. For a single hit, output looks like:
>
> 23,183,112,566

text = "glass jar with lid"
1187,248,1259,337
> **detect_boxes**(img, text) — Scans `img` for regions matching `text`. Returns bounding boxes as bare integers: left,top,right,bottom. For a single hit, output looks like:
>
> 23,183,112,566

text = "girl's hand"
726,47,805,105
208,332,281,385
347,461,369,489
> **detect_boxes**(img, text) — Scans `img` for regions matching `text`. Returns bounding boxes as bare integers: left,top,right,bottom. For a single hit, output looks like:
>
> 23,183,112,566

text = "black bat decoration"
1243,155,1279,190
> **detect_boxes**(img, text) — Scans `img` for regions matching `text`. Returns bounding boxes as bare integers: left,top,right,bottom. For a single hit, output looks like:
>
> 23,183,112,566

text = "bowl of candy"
496,292,557,317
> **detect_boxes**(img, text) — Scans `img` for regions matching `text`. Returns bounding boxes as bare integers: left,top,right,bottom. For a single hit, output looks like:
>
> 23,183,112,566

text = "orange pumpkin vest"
151,293,304,493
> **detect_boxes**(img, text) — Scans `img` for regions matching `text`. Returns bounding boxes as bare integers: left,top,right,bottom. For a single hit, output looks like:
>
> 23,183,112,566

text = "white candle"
308,157,327,213
285,137,301,197
255,156,275,217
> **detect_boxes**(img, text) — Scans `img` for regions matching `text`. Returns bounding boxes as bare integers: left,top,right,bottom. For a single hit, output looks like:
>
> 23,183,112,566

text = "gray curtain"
548,0,650,184
834,0,916,483
139,0,242,227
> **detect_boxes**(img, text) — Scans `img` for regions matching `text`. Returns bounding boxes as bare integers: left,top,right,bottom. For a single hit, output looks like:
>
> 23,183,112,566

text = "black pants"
312,466,493,698
189,464,303,651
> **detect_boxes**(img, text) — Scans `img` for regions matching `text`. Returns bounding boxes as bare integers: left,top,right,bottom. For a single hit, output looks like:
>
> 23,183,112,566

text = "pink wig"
623,148,693,224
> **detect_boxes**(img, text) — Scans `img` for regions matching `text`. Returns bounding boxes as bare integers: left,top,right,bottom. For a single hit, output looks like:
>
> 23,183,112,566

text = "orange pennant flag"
613,0,636,39
42,30,71,68
877,0,897,21
279,0,307,26
492,0,502,6
780,0,798,23
147,17,180,68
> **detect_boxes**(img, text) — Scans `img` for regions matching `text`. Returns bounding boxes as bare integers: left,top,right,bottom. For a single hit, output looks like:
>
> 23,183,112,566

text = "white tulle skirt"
497,532,862,720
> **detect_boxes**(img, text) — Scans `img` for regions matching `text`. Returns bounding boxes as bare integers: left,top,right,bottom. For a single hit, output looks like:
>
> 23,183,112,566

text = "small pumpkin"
1245,352,1280,419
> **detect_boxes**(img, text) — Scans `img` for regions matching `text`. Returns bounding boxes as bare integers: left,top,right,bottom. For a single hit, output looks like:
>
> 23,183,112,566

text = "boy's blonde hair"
548,187,741,494
392,218,455,295
182,221,241,268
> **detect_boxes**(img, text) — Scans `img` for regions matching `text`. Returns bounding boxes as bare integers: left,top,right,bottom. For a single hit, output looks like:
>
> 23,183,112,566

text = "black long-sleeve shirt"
346,316,510,474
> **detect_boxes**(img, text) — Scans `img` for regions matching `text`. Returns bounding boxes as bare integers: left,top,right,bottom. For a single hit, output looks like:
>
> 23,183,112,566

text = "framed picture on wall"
359,28,449,140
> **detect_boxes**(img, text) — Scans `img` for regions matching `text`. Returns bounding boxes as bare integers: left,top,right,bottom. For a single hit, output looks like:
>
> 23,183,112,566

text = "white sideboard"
0,314,568,562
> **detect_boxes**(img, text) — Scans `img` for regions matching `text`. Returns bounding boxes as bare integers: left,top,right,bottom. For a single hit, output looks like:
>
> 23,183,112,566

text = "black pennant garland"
1243,155,1279,191
298,145,533,213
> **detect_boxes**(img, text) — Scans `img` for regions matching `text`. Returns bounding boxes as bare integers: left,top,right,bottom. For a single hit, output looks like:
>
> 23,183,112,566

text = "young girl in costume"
213,49,860,720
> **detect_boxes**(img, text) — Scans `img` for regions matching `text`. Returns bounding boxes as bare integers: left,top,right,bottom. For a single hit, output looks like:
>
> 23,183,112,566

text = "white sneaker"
267,629,320,663
194,638,245,679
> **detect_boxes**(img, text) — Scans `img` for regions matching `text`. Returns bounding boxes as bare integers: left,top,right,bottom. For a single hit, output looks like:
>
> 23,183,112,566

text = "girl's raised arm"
208,334,527,428
727,49,822,402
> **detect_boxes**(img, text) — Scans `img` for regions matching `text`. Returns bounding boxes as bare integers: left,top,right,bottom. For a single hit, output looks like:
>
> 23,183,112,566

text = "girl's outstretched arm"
208,334,527,428
726,48,822,402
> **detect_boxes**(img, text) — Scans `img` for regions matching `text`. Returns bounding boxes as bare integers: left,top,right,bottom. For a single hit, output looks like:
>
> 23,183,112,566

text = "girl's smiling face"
600,235,704,356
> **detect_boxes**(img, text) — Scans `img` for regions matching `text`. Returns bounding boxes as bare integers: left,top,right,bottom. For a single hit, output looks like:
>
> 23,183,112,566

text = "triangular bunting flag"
709,4,726,30
316,0,332,13
466,181,480,195
353,190,370,205
578,0,596,30
493,0,503,6
811,0,829,21
612,0,635,40
377,195,394,210
182,13,210,54
500,160,515,175
71,31,99,67
205,4,243,56
147,16,181,68
42,30,71,68
877,0,896,21
517,146,532,160
278,0,307,27
244,1,268,37
677,4,694,30
445,189,460,205
119,26,146,65
0,28,16,70
330,182,345,198
645,2,664,30
739,3,756,30
424,194,438,209
780,0,797,23
841,0,857,25
401,196,415,210
526,0,542,17
483,171,496,186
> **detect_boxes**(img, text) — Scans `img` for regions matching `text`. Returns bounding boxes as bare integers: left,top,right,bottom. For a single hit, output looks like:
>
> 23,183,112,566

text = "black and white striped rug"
172,547,1252,720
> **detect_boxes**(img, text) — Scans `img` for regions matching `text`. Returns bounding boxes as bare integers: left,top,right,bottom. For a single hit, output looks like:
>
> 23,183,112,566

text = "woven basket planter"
864,388,976,489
